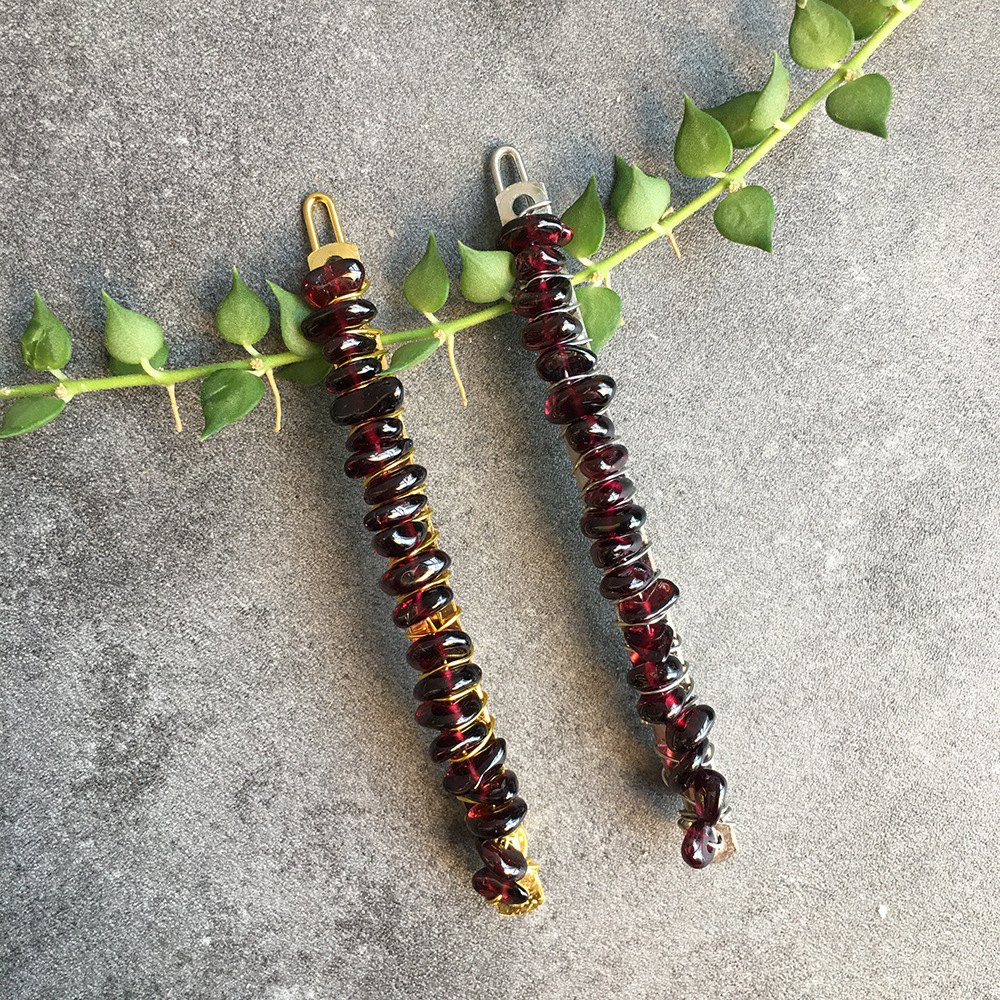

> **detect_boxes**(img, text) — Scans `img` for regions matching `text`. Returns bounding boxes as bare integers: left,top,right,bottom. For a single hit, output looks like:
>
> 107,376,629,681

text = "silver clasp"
490,146,551,224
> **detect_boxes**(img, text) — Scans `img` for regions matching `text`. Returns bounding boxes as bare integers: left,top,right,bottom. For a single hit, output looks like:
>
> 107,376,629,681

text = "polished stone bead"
564,414,616,453
346,417,404,451
666,704,715,752
301,298,377,342
302,256,365,307
600,556,657,600
661,742,712,793
414,690,484,731
464,770,518,806
378,548,450,596
471,869,531,906
362,493,427,532
544,374,615,423
681,821,722,869
581,503,646,539
590,531,645,569
626,657,686,692
406,630,473,672
478,840,528,879
577,443,629,481
535,345,598,383
372,520,429,559
636,686,691,724
392,584,453,628
362,463,427,506
443,737,506,795
521,312,587,352
428,721,488,762
324,355,384,394
466,795,528,840
616,577,679,624
621,621,675,657
322,331,381,365
689,767,727,824
514,245,565,281
413,662,482,703
330,377,403,425
513,276,574,318
343,439,414,480
583,476,635,512
497,213,572,253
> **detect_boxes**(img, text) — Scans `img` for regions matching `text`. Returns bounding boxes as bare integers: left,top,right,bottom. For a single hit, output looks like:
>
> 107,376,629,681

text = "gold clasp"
302,192,360,269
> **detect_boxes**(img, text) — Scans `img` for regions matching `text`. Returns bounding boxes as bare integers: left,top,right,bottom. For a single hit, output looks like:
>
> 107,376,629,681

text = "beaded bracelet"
297,193,543,913
489,148,737,868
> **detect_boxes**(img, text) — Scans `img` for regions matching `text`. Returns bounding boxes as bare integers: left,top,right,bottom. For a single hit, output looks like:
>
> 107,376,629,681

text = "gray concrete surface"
1,2,997,998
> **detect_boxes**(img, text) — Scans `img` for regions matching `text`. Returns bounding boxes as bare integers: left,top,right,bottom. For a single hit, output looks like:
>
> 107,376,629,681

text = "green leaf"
108,342,169,376
615,164,670,232
578,285,624,353
789,0,855,70
102,293,165,365
0,396,67,439
713,185,776,252
610,156,634,218
706,92,771,149
21,292,72,371
826,73,892,138
674,95,734,178
216,267,270,346
266,282,322,358
200,369,266,440
825,0,887,39
403,232,450,314
563,175,606,259
385,338,440,374
273,358,333,385
457,243,515,303
751,53,791,131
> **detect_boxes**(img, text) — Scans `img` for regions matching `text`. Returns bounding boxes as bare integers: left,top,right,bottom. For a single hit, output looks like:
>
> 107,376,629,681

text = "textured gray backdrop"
1,1,997,998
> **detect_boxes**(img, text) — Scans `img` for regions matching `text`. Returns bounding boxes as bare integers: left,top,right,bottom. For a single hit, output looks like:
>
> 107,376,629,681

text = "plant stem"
381,302,512,345
1,352,304,400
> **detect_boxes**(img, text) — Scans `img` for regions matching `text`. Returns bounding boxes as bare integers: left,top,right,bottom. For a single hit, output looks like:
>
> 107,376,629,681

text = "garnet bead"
363,463,427,506
621,621,675,656
322,331,380,364
580,503,646,539
415,690,484,731
378,547,450,596
443,738,506,795
471,869,531,906
666,704,715,752
429,722,488,763
466,795,528,840
406,630,473,671
514,245,565,280
577,443,629,481
583,476,635,512
544,375,615,423
363,493,427,532
661,742,712,793
564,414,616,453
521,312,586,351
324,355,384,394
301,256,365,307
617,577,679,624
497,213,572,253
413,662,483,702
536,345,598,383
346,417,404,451
301,298,377,342
626,657,686,692
392,584,454,628
689,768,727,824
330,378,403,425
681,821,722,869
513,276,574,318
637,687,691,725
464,770,518,806
600,556,657,600
590,531,646,569
478,840,528,880
372,520,429,559
343,439,414,480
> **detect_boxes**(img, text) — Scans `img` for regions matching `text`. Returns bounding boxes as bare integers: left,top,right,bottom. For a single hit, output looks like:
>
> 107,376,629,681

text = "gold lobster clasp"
302,192,360,269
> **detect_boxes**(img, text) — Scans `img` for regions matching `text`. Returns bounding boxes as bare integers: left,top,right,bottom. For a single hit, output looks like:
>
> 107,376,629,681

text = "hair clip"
489,148,737,868
297,193,543,914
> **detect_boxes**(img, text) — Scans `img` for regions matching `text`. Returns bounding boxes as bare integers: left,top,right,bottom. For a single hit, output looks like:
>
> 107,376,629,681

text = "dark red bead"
590,531,645,569
536,345,598,383
514,245,565,281
464,770,519,806
413,661,482,702
544,375,615,423
301,298,377,342
443,738,506,795
345,417,404,451
478,840,528,880
372,520,429,559
666,704,715,752
324,355,384,394
406,630,473,672
626,657,686,692
513,276,573,318
429,721,488,763
636,686,691,724
662,743,712,793
497,213,572,253
343,439,414,480
379,548,450,596
681,821,722,869
301,256,365,307
330,377,403,425
471,869,531,906
363,493,427,532
577,443,629,481
363,463,427,506
521,312,587,351
392,584,453,627
414,690,484,731
466,795,528,840
600,556,657,600
621,621,674,656
581,503,646,539
564,414,615,453
322,331,380,364
617,577,679,624
583,476,635,512
689,768,727,824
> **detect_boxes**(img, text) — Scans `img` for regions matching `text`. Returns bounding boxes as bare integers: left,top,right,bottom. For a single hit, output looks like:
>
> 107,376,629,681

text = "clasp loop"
302,192,360,269
489,146,551,225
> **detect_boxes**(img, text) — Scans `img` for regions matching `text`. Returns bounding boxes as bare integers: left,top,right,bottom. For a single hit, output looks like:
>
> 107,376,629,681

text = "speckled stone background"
1,2,997,998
